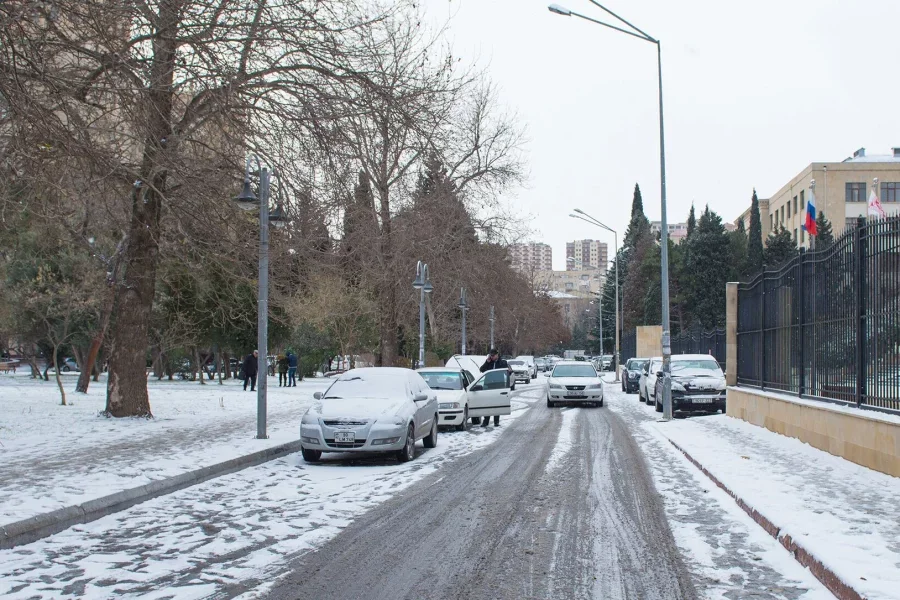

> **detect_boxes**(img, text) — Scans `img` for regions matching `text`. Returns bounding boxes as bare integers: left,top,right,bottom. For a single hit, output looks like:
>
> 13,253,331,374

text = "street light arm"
585,0,656,42
572,208,616,234
569,214,615,236
567,9,655,44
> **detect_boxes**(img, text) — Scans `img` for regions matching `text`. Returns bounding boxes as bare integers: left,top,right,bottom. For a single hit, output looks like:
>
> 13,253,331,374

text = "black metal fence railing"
737,216,900,414
621,329,636,363
671,328,727,371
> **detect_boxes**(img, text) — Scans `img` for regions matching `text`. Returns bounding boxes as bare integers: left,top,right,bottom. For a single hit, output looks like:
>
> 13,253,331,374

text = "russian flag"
804,188,818,236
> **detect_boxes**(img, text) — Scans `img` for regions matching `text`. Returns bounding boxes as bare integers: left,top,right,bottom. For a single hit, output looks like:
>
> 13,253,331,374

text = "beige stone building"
565,239,608,273
534,269,605,298
508,242,553,274
735,147,900,247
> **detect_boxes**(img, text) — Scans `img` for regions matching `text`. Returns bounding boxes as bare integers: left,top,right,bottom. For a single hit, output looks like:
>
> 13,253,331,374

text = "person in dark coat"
287,351,299,387
479,349,511,427
277,354,289,387
242,350,259,392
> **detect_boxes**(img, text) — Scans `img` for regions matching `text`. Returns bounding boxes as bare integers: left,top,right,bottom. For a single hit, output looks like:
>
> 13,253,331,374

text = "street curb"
0,440,302,550
665,438,866,600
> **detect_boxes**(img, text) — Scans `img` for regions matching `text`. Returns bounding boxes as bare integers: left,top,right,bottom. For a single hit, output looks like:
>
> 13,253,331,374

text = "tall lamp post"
458,288,469,355
550,1,672,419
571,210,621,381
413,261,433,368
489,305,495,349
233,156,286,439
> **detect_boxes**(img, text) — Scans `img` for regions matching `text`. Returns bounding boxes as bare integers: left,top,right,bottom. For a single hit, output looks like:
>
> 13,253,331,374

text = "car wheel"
62,366,71,372
655,393,663,413
301,447,322,462
526,378,531,384
547,396,555,408
396,424,416,463
456,408,469,432
471,417,481,425
493,415,500,426
423,417,438,448
599,398,604,407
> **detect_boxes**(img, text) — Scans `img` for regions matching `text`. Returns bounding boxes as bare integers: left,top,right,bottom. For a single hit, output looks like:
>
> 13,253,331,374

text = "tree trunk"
223,351,230,380
195,347,205,385
76,294,114,393
53,346,66,406
104,2,179,418
376,183,398,367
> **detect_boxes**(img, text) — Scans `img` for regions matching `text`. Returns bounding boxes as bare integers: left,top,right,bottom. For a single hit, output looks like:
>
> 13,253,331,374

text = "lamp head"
548,3,572,15
268,204,286,228
233,178,259,211
413,261,424,289
573,208,585,214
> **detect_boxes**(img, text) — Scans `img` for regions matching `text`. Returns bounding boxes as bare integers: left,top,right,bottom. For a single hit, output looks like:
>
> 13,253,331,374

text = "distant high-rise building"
508,242,553,274
565,239,608,272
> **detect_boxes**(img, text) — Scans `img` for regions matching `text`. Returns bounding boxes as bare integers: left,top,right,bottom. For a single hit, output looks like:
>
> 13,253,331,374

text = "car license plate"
692,398,714,404
334,431,356,442
569,391,585,397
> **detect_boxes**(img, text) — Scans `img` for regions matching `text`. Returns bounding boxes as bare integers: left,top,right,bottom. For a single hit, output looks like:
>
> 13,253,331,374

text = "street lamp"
571,210,621,382
413,261,433,368
550,1,672,419
458,288,469,355
489,305,495,349
233,155,287,439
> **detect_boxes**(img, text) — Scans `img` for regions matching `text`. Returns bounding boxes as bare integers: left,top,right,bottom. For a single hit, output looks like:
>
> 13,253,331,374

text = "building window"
801,227,805,243
793,228,798,243
799,190,804,210
882,182,900,203
789,197,794,218
846,182,866,202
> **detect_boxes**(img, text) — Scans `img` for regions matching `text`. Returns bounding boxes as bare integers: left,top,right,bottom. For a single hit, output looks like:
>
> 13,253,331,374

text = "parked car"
60,357,80,372
445,354,488,375
535,357,549,373
515,355,538,378
622,358,649,393
466,368,514,426
653,354,726,414
507,359,532,384
639,357,662,404
418,367,475,431
299,367,439,463
546,360,604,407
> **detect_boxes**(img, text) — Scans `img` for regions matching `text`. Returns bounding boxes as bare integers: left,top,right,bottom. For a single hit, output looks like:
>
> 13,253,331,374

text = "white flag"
868,187,886,219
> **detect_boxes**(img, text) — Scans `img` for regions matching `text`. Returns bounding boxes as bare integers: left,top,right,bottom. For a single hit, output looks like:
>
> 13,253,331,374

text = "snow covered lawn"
645,406,900,600
0,374,329,526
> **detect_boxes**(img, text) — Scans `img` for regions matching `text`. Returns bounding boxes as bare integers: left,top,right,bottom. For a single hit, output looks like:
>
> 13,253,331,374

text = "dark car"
621,358,648,393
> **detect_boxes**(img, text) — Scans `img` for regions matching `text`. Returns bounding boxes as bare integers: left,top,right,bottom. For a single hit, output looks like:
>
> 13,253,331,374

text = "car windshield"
508,360,524,366
671,359,722,375
552,364,596,378
628,359,648,370
324,372,407,399
419,371,464,390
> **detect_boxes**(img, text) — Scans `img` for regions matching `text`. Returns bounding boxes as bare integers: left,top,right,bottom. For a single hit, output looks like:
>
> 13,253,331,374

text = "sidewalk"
646,411,900,600
0,375,329,532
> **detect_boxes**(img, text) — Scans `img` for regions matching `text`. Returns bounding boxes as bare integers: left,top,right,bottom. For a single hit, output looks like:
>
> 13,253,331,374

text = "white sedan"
417,367,476,431
299,368,439,463
546,361,604,407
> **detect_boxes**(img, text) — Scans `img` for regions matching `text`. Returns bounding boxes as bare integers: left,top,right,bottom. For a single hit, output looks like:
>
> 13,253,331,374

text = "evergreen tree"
764,225,797,268
747,189,764,275
680,205,731,329
686,204,697,239
737,218,746,233
623,183,650,251
815,211,834,248
727,226,748,282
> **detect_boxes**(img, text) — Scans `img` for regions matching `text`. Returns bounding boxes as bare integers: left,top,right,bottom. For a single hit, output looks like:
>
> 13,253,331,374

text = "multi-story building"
735,147,900,248
508,243,553,274
565,239,608,272
534,269,605,298
650,221,689,244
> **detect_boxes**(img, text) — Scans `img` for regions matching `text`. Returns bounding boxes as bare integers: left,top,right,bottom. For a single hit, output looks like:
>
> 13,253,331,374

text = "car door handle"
500,391,508,395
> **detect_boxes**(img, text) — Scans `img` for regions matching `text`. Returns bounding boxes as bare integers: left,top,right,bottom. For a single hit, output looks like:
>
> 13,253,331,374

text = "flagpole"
809,179,816,251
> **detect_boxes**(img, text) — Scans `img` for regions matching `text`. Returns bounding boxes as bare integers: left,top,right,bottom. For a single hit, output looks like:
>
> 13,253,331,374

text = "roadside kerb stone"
0,440,301,550
665,437,865,600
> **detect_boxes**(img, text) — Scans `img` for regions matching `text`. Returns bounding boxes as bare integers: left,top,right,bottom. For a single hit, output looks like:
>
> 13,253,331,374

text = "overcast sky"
422,0,899,270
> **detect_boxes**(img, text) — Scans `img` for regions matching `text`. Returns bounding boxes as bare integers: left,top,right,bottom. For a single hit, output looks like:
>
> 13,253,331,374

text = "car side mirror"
414,393,429,402
313,392,323,400
470,384,483,392
656,371,663,377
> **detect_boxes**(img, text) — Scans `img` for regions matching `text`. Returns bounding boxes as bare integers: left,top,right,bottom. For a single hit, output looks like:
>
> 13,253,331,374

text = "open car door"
466,369,513,418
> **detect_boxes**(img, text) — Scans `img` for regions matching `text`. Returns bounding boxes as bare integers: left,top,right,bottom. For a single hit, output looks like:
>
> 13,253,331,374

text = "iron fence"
671,328,727,371
621,329,636,363
737,216,900,414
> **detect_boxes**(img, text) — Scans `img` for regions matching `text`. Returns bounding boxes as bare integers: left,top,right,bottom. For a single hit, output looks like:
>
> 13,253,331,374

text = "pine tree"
747,189,764,275
623,183,650,251
737,218,746,234
815,211,834,248
680,206,731,329
764,225,797,268
686,204,697,239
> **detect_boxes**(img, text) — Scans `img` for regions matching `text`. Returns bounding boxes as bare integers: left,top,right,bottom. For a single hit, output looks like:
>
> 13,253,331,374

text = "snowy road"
263,381,696,600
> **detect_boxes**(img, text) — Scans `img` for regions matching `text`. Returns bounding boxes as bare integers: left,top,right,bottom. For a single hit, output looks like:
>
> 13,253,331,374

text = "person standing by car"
242,350,259,392
277,354,289,387
287,350,299,387
479,349,511,427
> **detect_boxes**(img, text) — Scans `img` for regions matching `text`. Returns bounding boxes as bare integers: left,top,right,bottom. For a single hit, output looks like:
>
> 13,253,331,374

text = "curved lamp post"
233,155,287,439
550,1,672,419
458,288,469,355
413,262,433,368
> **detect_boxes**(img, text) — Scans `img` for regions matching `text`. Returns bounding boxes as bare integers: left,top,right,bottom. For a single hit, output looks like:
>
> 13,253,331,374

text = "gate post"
798,250,806,397
726,282,738,386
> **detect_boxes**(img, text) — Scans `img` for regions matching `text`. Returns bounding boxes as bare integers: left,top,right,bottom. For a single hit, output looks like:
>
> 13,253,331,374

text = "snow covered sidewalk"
646,411,900,600
0,375,329,529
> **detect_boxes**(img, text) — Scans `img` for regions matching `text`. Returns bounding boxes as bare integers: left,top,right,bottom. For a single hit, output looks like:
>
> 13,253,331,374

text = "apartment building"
508,243,553,274
534,269,605,298
565,239,608,272
735,147,900,248
650,221,689,244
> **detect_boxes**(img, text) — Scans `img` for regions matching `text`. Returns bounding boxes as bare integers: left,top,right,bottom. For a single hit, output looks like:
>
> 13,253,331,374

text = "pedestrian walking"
287,350,298,387
277,353,289,387
479,349,510,427
242,350,259,392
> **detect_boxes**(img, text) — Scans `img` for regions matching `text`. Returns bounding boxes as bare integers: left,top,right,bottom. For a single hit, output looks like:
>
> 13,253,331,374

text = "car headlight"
549,383,563,389
586,383,603,389
671,381,686,392
301,436,319,445
439,402,461,409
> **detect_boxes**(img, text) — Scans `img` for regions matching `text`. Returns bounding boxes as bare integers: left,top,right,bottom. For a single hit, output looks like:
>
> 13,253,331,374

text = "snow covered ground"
0,374,330,525
0,379,542,599
605,384,835,600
